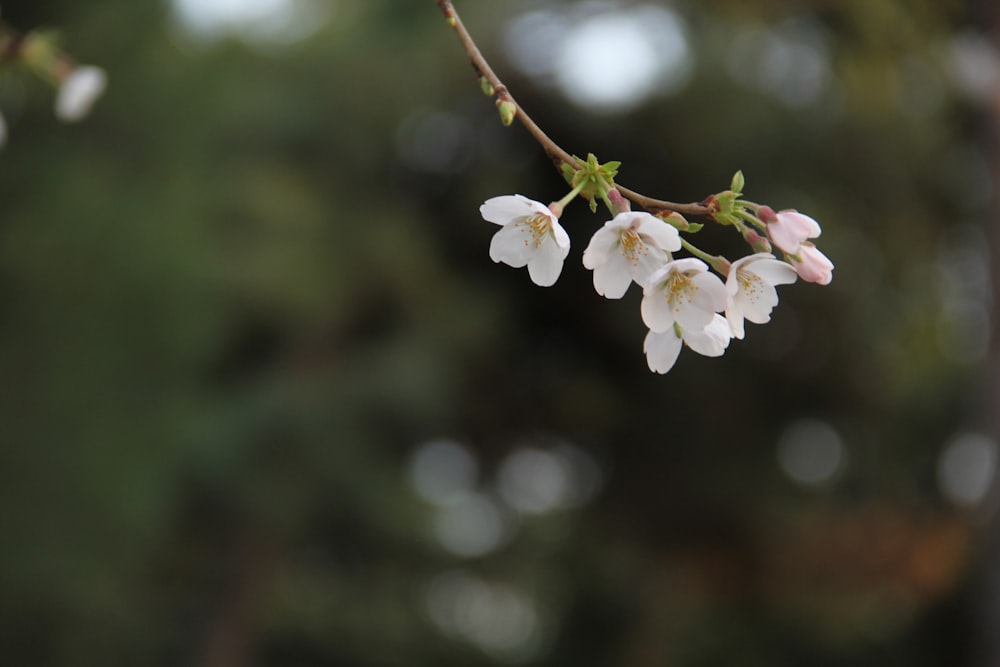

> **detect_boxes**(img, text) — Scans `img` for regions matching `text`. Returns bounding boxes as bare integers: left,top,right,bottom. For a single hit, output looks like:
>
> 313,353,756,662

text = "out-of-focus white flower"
582,211,680,298
640,257,727,333
480,194,570,287
766,209,821,254
55,65,107,122
643,314,732,374
789,242,834,285
725,253,797,339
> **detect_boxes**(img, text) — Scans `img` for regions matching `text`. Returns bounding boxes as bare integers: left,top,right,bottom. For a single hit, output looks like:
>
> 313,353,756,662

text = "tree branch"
435,0,711,218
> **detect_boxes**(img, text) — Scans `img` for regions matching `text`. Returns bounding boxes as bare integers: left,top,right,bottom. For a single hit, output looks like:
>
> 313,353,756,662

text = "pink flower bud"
607,189,631,214
741,227,772,254
767,210,822,254
789,242,833,285
757,206,778,225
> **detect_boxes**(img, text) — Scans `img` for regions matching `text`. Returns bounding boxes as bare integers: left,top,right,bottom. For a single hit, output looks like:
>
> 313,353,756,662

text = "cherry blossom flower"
725,253,798,339
789,242,834,285
55,66,108,122
582,211,681,298
480,194,570,287
644,315,732,374
766,209,821,254
640,258,727,333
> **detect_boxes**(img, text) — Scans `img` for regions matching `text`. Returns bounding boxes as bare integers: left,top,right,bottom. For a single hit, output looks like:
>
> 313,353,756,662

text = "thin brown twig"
435,0,711,218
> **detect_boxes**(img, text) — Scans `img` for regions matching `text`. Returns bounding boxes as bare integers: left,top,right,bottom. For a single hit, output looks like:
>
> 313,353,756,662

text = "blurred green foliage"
0,0,995,665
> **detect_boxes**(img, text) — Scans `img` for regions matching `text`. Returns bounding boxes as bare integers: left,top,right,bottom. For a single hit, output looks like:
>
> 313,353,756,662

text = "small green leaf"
730,170,745,195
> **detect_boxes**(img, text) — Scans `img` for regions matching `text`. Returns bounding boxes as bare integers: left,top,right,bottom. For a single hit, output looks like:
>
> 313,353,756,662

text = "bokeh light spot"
777,419,845,486
409,439,478,506
171,0,331,46
432,492,506,558
938,433,997,508
425,570,541,660
496,444,602,514
504,5,692,113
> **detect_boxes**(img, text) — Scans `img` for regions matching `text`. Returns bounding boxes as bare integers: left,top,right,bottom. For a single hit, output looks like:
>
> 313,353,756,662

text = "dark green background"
0,0,997,665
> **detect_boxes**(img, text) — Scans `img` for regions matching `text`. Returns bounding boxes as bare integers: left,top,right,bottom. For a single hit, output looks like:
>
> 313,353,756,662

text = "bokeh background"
1,0,999,665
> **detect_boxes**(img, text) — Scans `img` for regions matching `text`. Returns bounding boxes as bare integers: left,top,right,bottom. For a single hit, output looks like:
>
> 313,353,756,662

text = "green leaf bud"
480,76,495,97
497,99,517,126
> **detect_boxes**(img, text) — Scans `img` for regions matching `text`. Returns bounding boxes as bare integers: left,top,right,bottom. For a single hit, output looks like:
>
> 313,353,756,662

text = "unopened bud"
607,189,630,214
708,255,732,277
756,205,777,225
480,76,495,97
658,211,689,231
741,227,772,253
497,98,517,126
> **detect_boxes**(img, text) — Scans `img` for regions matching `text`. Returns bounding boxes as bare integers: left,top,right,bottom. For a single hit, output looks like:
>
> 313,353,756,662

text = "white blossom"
644,315,732,374
582,211,680,298
725,253,798,339
55,66,107,122
480,194,570,287
640,258,727,333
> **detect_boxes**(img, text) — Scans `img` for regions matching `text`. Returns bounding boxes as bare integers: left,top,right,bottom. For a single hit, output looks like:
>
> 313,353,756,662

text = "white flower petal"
551,219,571,250
630,245,669,288
643,258,721,332
747,258,798,286
726,304,747,340
489,223,532,267
480,194,547,226
582,224,620,269
672,271,725,331
674,296,716,331
643,328,683,374
739,278,779,324
691,271,728,310
526,235,567,286
593,252,634,298
768,211,821,254
635,214,681,252
791,244,834,285
666,257,708,274
779,211,822,238
684,315,731,357
55,66,107,122
640,290,676,332
725,253,796,337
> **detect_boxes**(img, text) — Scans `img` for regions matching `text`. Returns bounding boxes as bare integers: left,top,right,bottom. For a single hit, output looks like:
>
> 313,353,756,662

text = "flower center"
665,272,698,312
518,214,551,248
738,269,764,303
619,229,646,265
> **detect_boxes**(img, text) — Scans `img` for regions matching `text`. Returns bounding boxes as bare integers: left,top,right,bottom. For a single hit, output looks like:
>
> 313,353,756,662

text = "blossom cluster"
480,185,833,374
